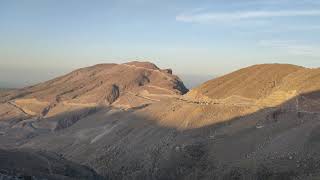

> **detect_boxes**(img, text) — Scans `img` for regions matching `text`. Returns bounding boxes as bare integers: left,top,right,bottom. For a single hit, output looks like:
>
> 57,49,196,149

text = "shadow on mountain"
2,90,320,180
0,148,104,180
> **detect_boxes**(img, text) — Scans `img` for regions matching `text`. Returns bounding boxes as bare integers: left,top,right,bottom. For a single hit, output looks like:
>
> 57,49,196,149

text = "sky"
1,0,320,88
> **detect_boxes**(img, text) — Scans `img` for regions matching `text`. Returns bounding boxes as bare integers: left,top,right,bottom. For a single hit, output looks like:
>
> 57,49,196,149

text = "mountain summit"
0,61,188,118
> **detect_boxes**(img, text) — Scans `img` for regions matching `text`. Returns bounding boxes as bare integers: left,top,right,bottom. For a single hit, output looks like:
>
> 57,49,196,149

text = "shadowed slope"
0,149,102,179
18,90,320,180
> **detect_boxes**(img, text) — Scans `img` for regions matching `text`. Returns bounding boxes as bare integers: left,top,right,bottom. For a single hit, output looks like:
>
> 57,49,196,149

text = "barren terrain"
1,62,320,180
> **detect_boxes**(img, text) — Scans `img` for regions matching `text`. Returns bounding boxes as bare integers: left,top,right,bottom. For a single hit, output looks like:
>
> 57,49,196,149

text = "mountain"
2,63,320,179
187,64,320,109
0,61,188,132
188,64,303,99
0,88,13,93
1,61,187,104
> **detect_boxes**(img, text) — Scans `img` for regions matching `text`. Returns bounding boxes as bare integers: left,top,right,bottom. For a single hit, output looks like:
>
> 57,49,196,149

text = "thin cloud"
258,40,320,57
262,25,320,33
176,10,320,23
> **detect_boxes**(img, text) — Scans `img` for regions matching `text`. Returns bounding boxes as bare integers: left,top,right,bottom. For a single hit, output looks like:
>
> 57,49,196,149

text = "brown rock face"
105,84,120,105
161,69,173,74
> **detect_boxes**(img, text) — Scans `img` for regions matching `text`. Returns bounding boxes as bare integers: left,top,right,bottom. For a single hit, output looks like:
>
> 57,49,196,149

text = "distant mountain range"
178,74,215,88
0,82,18,89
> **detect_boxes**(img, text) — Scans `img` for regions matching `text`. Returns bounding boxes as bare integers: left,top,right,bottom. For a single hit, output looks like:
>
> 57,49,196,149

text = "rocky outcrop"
105,84,120,105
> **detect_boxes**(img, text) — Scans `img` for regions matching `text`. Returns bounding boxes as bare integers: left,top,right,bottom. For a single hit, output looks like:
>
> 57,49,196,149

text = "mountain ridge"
189,63,305,100
2,62,320,179
0,61,188,122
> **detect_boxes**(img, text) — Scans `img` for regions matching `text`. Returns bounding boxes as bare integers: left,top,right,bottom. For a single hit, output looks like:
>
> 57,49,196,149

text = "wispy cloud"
258,40,320,57
262,25,320,33
176,10,320,23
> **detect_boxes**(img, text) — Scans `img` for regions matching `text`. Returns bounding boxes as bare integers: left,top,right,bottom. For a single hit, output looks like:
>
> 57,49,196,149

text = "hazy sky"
1,0,320,87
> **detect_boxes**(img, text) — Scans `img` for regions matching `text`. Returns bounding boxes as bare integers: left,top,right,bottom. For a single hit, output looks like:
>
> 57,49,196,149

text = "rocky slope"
186,64,320,109
188,64,303,100
0,61,188,132
0,148,102,179
2,63,320,180
1,61,187,105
